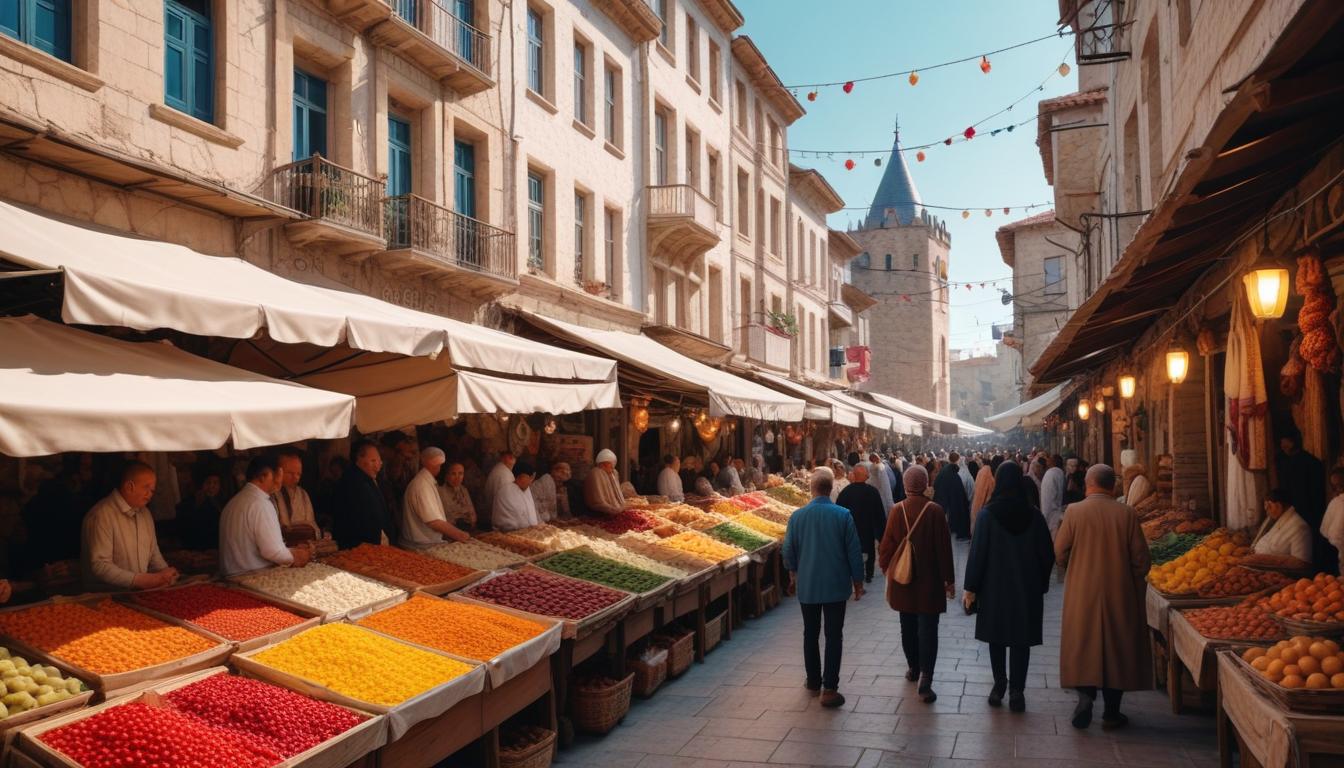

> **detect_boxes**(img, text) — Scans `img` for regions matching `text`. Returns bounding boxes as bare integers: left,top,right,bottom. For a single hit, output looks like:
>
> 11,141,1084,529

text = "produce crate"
0,650,93,734
760,584,780,611
704,610,727,655
454,565,636,640
627,646,668,698
13,666,387,768
318,551,484,597
1272,615,1344,640
123,583,323,653
228,565,408,623
233,626,486,741
498,725,555,768
534,546,676,612
1220,647,1344,715
652,628,694,678
570,673,634,734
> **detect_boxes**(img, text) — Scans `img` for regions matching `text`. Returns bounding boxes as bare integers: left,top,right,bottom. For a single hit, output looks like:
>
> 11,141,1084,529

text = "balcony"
646,184,720,267
273,154,387,255
370,0,494,93
383,194,517,295
644,323,732,366
325,0,393,30
828,300,854,329
745,323,791,371
589,0,661,42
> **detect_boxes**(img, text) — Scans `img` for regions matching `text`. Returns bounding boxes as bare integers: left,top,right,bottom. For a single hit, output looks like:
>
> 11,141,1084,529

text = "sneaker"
820,690,846,708
1071,697,1093,729
1101,712,1129,730
987,680,1007,707
1009,690,1026,712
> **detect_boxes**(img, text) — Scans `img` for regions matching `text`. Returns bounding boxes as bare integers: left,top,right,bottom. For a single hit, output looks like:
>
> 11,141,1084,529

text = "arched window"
912,253,919,270
856,251,870,268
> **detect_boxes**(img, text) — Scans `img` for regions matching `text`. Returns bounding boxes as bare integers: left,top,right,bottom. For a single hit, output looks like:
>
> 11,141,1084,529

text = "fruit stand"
1216,649,1344,768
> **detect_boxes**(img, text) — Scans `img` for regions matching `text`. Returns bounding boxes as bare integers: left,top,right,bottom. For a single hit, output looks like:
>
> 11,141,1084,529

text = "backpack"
886,500,927,590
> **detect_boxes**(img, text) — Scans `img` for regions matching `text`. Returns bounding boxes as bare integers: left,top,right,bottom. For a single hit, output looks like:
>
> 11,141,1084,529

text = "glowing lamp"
1094,399,1105,414
1118,375,1136,399
1077,400,1090,421
1166,347,1190,384
668,417,681,433
1242,267,1290,320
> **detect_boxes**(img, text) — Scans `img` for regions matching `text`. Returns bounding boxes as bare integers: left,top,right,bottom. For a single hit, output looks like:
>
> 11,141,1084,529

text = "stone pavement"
558,540,1220,768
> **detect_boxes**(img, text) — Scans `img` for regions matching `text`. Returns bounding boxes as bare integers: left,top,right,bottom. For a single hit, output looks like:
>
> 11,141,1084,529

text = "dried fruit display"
708,501,749,518
704,522,773,551
421,539,526,571
0,646,83,717
463,568,627,620
614,532,717,572
1148,530,1252,594
1243,636,1344,689
134,583,307,642
657,531,745,563
1196,566,1292,598
537,550,671,594
763,485,809,506
475,532,554,557
655,505,730,530
1255,573,1344,622
323,543,476,586
1175,518,1216,534
41,702,279,768
0,600,214,675
730,512,787,539
234,562,403,618
1183,604,1284,641
252,623,473,707
583,509,660,534
358,594,547,661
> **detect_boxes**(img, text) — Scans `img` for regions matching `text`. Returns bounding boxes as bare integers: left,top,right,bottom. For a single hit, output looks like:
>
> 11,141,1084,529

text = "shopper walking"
835,464,886,583
781,469,865,709
934,452,971,540
1056,464,1150,730
879,465,955,703
963,461,1054,711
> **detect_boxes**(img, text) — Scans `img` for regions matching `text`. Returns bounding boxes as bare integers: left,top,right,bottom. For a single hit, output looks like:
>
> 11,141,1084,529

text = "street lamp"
1118,374,1137,399
1242,267,1290,321
1166,346,1190,384
1077,400,1091,421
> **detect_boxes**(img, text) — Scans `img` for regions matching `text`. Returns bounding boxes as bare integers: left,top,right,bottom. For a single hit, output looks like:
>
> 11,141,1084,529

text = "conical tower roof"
865,119,924,227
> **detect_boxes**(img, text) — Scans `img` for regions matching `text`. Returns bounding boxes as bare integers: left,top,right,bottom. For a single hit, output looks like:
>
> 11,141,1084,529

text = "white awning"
0,200,616,383
754,372,862,428
0,315,355,456
984,383,1069,431
865,391,993,436
520,314,807,422
820,389,921,435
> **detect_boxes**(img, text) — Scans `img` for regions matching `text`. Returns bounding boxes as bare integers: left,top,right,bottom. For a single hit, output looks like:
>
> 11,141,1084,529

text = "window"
653,0,668,48
685,127,700,190
572,42,587,124
685,14,699,82
885,254,892,271
454,0,476,61
653,109,668,185
1,0,71,61
393,0,415,22
707,149,721,218
527,171,545,270
604,207,619,295
164,0,214,122
573,191,587,284
734,82,748,132
736,169,749,234
387,115,412,196
708,267,723,342
912,253,919,270
769,198,780,255
603,64,619,144
768,121,781,168
292,68,328,161
453,140,476,218
1044,255,1065,295
707,42,721,103
526,8,543,94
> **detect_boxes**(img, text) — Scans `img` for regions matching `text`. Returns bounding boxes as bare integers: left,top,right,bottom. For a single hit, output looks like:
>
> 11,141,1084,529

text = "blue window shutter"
292,68,328,161
30,0,70,60
164,0,212,122
388,116,412,197
453,140,476,218
0,1,19,40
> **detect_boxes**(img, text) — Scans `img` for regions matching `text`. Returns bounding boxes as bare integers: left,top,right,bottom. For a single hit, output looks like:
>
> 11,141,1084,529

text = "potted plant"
763,310,799,338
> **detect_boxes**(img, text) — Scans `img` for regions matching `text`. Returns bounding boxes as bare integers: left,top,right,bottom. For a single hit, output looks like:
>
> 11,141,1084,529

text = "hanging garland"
1295,247,1340,372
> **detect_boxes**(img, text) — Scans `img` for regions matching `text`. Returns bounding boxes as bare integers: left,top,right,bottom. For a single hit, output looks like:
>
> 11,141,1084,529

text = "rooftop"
1036,87,1108,184
863,119,924,228
995,210,1056,267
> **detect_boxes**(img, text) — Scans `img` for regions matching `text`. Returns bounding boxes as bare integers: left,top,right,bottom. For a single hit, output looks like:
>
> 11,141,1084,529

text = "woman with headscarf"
957,456,976,501
935,452,972,540
969,462,995,536
963,461,1055,712
878,465,955,703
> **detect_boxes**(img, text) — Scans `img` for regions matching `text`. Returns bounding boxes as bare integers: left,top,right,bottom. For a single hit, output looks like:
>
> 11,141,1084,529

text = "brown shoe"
820,690,846,709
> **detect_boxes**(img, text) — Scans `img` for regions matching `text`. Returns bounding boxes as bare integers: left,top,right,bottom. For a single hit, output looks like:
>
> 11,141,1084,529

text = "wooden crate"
123,583,323,653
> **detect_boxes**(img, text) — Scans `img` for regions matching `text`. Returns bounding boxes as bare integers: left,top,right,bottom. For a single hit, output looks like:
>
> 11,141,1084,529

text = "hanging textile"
1225,293,1269,530
1293,367,1330,463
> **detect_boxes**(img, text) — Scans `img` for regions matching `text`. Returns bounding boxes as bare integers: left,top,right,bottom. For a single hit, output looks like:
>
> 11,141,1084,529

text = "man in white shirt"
493,461,540,531
272,449,317,541
401,448,471,547
530,462,571,523
1323,468,1344,574
481,451,516,530
866,453,895,513
81,461,179,591
1252,490,1313,564
219,455,312,578
657,455,684,502
1041,459,1067,535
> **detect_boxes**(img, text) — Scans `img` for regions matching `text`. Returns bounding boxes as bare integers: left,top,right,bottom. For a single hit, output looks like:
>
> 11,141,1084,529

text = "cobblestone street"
560,541,1220,768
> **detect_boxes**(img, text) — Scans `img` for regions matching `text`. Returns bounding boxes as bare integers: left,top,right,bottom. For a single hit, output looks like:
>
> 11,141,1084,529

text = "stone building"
994,210,1081,400
950,341,1018,425
847,124,952,415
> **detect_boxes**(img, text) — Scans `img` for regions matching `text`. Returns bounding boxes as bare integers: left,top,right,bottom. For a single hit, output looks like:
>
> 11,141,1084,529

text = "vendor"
219,455,312,577
438,461,477,531
81,461,180,591
176,467,224,550
530,462,571,523
584,449,626,515
273,450,318,542
333,440,395,549
715,454,745,495
657,455,684,502
679,455,701,493
493,461,540,531
480,451,516,530
1321,468,1344,575
401,448,470,547
1251,489,1312,563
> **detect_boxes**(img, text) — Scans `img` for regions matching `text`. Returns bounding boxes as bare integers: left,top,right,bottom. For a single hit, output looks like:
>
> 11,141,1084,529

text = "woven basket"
629,647,669,698
572,673,635,734
499,727,556,768
704,611,727,654
1273,614,1344,640
655,629,695,678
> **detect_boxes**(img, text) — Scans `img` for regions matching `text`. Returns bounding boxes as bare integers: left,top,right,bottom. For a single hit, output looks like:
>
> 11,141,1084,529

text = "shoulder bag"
886,500,927,589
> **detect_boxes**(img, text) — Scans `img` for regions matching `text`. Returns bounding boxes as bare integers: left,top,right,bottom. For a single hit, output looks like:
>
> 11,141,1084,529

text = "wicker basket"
629,646,669,698
571,673,635,734
1273,614,1344,640
654,629,695,678
499,726,556,768
704,611,727,654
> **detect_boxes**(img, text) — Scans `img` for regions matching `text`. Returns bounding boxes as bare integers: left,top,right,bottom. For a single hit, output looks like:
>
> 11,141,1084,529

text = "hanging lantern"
1166,346,1190,384
496,411,510,423
943,137,953,146
964,126,976,140
763,427,775,443
1242,266,1290,320
668,416,681,433
807,91,817,102
630,398,650,434
543,415,558,435
1058,62,1071,77
1003,207,1010,215
1101,385,1115,398
1077,400,1090,421
844,158,855,170
979,55,991,74
1094,398,1106,414
984,209,992,217
696,416,721,443
908,71,919,86
1118,374,1137,399
874,158,882,167
915,151,926,162
842,81,854,93
961,210,970,219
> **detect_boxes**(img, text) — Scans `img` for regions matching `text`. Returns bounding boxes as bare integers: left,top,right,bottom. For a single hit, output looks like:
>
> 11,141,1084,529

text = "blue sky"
736,0,1078,354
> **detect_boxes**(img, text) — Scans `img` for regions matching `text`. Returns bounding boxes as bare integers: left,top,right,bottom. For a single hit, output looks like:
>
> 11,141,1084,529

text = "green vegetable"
1149,532,1202,565
705,522,772,551
763,486,808,506
538,550,671,594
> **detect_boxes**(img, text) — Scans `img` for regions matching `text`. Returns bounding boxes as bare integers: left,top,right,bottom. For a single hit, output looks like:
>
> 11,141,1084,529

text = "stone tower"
847,121,952,415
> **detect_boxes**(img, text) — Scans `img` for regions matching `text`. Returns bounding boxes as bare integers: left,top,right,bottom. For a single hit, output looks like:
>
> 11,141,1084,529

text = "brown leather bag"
885,500,927,602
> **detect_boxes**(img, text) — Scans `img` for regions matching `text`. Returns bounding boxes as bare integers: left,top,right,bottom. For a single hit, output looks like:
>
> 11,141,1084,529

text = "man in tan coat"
1055,464,1150,730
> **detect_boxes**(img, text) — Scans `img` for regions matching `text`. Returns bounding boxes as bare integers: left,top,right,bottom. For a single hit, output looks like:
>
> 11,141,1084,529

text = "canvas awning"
516,313,807,422
864,391,993,436
818,389,921,435
754,372,862,428
0,315,355,456
0,200,616,383
983,383,1069,431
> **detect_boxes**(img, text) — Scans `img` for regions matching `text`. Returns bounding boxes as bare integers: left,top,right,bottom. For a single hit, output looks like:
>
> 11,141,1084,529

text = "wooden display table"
1216,652,1344,768
1166,609,1272,714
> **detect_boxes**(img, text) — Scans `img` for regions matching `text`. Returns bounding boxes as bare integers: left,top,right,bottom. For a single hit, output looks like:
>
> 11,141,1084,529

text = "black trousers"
1076,686,1124,716
898,612,940,677
861,544,876,581
800,601,847,691
988,644,1030,691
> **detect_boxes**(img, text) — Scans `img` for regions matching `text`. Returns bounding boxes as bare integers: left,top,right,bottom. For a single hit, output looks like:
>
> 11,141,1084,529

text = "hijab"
903,465,929,497
983,461,1037,535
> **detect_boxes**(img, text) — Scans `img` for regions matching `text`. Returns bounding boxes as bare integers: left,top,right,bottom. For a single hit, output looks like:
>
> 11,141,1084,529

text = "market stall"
1216,649,1344,768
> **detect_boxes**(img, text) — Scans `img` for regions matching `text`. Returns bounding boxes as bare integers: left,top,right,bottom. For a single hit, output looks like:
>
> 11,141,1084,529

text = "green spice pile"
537,550,671,594
1149,532,1203,565
763,486,809,506
705,522,772,551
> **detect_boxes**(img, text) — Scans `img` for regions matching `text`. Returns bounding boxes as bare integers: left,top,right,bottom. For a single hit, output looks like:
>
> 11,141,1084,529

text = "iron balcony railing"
385,193,516,280
646,184,717,231
273,154,384,237
392,0,493,77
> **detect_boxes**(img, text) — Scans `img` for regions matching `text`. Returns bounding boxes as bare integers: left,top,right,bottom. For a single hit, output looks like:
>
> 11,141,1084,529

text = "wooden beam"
1258,62,1344,114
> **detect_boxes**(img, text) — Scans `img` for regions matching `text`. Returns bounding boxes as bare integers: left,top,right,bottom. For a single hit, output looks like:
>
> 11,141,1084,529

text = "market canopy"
983,382,1069,431
516,313,807,422
0,315,355,456
754,372,862,428
864,391,992,436
0,200,616,383
815,388,920,435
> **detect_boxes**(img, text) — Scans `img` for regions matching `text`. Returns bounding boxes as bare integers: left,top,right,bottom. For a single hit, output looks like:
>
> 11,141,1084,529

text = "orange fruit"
1251,656,1270,671
1280,674,1304,689
1309,641,1332,660
1244,647,1267,661
1297,656,1321,675
1331,673,1344,689
1267,659,1286,677
1283,664,1302,678
1320,656,1343,676
1305,673,1329,689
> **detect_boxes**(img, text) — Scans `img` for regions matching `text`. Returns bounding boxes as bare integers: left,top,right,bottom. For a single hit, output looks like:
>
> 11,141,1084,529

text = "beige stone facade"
994,210,1081,400
950,341,1017,426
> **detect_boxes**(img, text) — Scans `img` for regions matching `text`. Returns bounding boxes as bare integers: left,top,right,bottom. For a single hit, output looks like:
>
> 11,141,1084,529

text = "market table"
1166,608,1273,714
1146,586,1233,691
1215,651,1344,768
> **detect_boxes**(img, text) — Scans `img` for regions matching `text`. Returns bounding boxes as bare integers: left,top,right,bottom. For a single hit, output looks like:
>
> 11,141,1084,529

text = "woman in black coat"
962,461,1055,712
933,458,971,540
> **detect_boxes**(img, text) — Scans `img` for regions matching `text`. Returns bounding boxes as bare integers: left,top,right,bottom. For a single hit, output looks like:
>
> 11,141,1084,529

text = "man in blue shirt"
782,469,865,708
